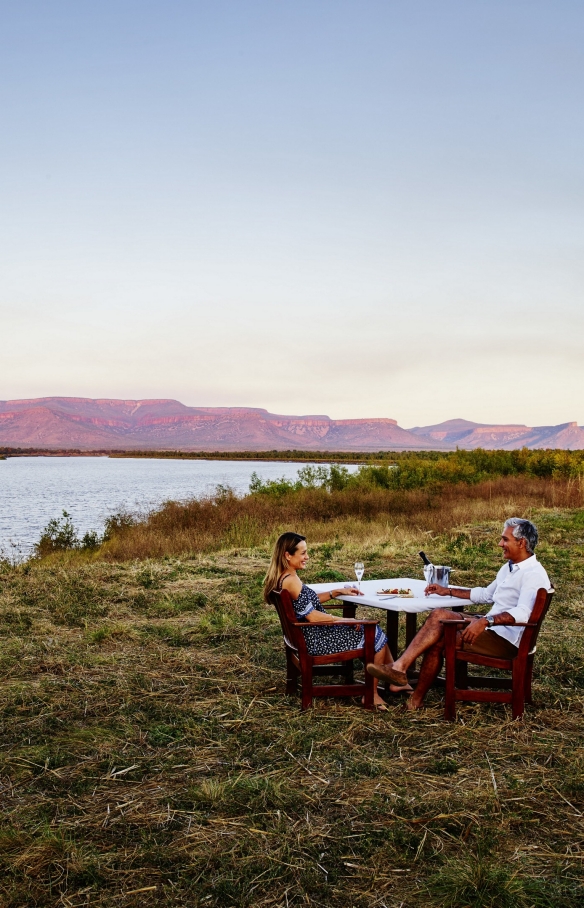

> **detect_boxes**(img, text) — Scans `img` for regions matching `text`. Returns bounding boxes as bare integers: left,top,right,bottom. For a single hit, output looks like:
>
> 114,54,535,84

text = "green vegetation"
109,449,374,462
250,449,584,496
1,463,583,905
1,447,375,462
4,445,584,475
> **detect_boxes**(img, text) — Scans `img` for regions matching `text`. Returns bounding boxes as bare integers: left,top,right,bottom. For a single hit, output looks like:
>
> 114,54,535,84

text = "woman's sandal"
362,696,389,711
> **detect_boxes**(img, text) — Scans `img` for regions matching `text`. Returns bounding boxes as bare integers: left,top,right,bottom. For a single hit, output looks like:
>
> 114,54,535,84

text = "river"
0,456,345,557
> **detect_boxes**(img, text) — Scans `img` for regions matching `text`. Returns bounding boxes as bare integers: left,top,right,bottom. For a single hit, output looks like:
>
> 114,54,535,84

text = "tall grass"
1,503,583,906
3,452,584,905
88,475,583,561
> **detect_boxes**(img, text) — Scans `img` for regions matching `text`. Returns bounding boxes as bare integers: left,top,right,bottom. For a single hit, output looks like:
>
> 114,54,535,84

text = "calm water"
0,456,340,557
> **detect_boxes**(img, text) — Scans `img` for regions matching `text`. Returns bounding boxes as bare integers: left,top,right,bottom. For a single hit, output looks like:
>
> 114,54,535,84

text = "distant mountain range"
407,418,584,451
1,398,583,451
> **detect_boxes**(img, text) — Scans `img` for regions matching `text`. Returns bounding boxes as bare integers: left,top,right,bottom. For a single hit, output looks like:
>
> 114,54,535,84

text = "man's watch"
485,615,496,627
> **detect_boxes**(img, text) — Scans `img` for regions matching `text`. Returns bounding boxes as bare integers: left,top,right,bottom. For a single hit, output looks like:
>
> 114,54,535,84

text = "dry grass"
90,476,584,562
0,482,583,906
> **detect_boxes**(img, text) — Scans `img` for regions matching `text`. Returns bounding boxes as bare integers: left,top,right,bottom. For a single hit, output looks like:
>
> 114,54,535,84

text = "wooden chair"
269,588,379,710
441,587,554,721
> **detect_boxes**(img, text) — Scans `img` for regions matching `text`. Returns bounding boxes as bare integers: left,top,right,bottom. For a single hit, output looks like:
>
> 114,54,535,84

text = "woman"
264,532,410,709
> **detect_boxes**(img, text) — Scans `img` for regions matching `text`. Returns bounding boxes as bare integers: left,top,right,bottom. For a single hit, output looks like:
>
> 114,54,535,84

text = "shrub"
34,511,79,557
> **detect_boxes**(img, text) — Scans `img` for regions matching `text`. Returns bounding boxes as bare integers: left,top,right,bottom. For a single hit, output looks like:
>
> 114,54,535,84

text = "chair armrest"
322,604,357,619
500,621,537,627
439,618,538,627
292,619,379,627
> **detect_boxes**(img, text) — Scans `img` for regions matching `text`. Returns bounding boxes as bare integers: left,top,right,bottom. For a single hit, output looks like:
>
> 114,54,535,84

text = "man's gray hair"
504,518,538,554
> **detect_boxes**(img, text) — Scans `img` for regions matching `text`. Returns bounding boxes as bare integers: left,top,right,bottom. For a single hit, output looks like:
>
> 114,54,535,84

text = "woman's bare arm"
281,577,358,625
317,587,361,603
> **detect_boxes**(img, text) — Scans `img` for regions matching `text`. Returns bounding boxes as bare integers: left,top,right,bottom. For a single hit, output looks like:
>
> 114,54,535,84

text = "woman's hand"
317,587,363,605
334,587,362,598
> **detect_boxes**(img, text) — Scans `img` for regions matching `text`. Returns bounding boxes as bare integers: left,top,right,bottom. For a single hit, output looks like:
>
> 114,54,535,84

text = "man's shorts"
459,629,518,659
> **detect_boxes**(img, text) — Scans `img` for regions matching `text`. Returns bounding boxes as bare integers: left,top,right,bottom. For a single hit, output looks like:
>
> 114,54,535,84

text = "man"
367,518,551,710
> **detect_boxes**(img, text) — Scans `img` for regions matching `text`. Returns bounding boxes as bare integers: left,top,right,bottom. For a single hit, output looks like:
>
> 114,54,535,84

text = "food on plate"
377,587,415,597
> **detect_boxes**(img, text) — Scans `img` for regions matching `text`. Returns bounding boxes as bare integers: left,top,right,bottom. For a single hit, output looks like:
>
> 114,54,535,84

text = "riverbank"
0,447,373,461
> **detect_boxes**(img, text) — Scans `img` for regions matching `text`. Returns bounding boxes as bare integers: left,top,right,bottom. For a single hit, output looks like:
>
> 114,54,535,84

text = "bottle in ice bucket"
419,551,434,585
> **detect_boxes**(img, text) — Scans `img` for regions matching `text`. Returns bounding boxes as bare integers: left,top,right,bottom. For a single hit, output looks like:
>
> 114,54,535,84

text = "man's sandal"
366,663,409,687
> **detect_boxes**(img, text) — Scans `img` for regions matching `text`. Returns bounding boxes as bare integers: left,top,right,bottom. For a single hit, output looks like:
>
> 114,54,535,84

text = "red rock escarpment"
1,399,582,450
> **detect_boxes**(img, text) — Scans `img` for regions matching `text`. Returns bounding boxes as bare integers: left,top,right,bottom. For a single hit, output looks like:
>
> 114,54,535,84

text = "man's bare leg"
393,609,470,675
405,642,444,710
367,609,470,687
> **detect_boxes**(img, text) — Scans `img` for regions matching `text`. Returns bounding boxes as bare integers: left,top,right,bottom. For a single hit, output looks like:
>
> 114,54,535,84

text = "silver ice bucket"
423,564,452,588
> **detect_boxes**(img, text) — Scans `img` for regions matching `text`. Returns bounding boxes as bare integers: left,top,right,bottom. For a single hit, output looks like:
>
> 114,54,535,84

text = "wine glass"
354,561,364,592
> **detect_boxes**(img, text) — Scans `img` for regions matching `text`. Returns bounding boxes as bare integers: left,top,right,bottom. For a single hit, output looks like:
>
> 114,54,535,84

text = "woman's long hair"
263,532,306,602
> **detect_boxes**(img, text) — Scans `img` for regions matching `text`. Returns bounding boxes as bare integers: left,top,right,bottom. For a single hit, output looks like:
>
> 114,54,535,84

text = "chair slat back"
269,588,299,652
517,587,554,657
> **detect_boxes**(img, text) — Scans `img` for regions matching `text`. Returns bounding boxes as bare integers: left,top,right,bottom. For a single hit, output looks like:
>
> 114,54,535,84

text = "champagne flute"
354,561,364,592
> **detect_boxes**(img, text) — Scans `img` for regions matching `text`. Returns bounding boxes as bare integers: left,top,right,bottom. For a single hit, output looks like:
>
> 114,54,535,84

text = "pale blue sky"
1,1,583,426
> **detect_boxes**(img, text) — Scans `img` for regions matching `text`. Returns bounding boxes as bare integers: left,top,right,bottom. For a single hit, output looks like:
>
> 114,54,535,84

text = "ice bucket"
423,564,452,588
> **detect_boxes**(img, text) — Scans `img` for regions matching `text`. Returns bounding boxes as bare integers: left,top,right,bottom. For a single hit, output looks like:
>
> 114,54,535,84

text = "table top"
308,577,454,613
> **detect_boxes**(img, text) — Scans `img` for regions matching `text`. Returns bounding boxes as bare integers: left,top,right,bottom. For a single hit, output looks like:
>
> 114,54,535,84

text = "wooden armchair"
269,588,379,710
441,587,554,721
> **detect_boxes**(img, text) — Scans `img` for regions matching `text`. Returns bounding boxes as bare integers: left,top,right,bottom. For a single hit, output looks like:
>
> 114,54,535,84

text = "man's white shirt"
469,555,551,648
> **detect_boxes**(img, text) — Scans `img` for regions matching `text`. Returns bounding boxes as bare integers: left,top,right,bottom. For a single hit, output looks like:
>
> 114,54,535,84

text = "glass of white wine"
354,561,364,592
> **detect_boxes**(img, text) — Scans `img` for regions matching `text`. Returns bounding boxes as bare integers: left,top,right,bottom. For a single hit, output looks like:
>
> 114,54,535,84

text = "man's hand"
460,617,488,644
425,584,450,596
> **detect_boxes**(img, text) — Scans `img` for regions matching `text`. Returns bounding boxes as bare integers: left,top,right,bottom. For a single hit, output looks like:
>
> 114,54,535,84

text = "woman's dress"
290,583,387,657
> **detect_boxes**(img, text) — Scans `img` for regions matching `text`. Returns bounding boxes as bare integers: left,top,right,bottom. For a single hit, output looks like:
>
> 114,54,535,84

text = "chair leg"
301,663,313,710
342,659,354,684
525,657,534,705
285,649,299,694
444,631,457,722
512,663,526,719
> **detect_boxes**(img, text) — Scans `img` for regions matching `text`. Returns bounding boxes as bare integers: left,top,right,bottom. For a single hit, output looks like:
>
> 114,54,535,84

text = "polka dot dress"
292,584,387,657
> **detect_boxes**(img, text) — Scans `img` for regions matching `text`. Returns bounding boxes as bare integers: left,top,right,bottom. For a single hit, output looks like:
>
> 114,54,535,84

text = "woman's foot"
362,695,389,711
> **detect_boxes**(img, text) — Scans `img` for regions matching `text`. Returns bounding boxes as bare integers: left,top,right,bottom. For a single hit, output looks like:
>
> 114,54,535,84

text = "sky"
1,0,583,428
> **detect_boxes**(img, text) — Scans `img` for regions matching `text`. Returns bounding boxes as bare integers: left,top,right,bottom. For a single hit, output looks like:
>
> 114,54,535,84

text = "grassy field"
1,477,583,907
